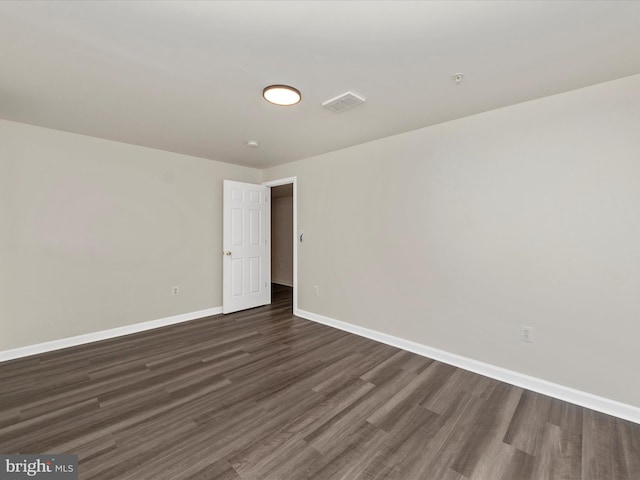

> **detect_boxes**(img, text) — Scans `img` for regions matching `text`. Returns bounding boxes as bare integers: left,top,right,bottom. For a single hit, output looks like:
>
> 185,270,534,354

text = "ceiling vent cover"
322,91,366,113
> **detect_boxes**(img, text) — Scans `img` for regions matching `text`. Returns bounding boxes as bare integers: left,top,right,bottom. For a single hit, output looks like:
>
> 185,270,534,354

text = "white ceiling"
1,1,639,169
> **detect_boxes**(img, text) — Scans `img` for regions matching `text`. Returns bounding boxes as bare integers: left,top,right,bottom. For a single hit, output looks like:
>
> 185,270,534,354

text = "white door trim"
263,177,297,312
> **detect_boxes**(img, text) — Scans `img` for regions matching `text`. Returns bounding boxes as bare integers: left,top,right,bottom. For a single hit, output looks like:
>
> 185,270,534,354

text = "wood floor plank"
618,416,640,479
359,405,443,480
303,421,389,480
304,369,418,454
529,422,582,480
366,361,444,432
397,391,477,479
184,459,240,480
582,409,631,480
503,389,555,455
1,285,638,479
449,382,523,477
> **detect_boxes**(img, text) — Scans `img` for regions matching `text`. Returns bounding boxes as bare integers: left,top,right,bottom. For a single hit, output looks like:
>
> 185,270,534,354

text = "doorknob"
224,251,232,256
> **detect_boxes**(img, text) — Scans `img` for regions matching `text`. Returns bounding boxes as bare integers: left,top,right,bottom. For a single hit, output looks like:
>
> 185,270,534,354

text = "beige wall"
264,74,640,407
271,192,293,287
1,119,260,350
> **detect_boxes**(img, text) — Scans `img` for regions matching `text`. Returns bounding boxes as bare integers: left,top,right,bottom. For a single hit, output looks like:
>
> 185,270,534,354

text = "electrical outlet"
313,285,319,295
172,286,180,296
521,325,534,343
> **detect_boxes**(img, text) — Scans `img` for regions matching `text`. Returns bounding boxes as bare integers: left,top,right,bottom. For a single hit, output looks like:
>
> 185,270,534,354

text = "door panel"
223,180,269,313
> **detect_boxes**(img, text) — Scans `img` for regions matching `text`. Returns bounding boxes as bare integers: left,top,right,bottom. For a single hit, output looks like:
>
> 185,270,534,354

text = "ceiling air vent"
322,91,366,113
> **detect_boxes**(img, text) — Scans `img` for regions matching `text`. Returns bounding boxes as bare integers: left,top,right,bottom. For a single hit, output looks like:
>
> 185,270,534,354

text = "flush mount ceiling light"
263,85,301,106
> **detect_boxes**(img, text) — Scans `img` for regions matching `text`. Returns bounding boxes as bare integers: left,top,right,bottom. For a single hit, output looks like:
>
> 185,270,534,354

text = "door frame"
263,177,297,312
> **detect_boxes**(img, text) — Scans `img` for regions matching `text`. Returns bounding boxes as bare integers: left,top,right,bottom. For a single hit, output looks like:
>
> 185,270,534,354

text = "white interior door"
223,180,269,314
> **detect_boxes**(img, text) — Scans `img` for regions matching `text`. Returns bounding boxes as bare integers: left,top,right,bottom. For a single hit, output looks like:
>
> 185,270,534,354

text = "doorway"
263,177,297,312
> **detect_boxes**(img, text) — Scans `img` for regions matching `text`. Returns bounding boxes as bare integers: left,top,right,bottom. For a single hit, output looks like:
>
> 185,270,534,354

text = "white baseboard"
4,305,638,424
272,280,294,288
295,308,640,425
0,307,223,363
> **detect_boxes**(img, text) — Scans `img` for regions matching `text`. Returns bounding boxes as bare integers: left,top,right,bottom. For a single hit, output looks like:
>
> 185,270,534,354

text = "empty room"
1,1,639,479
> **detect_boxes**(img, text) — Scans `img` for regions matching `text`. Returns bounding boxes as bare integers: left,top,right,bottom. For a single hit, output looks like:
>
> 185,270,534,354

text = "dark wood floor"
1,285,638,479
